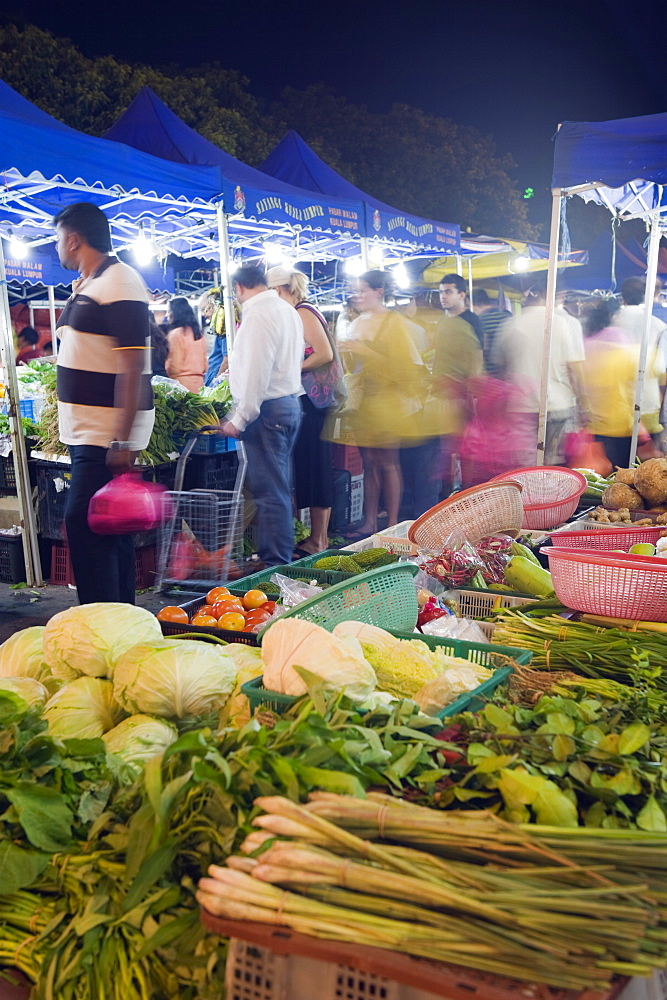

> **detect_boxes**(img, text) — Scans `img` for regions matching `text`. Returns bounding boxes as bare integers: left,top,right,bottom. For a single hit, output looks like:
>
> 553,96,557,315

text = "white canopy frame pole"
629,211,662,465
537,189,563,465
467,258,474,307
0,241,43,586
455,254,463,277
360,237,370,271
47,285,58,356
216,202,236,352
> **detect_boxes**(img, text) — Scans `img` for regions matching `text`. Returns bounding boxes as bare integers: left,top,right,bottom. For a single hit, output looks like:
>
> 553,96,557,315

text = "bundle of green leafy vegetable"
414,666,667,830
0,685,453,998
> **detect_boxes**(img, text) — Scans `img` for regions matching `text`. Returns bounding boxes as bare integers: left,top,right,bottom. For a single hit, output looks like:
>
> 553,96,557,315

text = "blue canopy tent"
0,78,230,584
259,129,460,260
541,112,667,464
104,88,366,263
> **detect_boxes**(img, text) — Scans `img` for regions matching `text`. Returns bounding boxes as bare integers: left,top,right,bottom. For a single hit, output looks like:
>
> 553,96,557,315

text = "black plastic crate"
329,469,352,531
185,453,239,492
0,455,16,491
35,462,71,540
0,532,26,583
141,463,177,490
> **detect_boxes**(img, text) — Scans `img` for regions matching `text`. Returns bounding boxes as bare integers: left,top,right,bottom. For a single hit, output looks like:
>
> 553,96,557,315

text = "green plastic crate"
241,631,531,718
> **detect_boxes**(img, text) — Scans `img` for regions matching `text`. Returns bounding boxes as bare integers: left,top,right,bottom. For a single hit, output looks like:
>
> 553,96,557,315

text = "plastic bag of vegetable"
43,603,163,681
261,619,377,701
102,714,178,768
44,676,121,739
113,639,237,720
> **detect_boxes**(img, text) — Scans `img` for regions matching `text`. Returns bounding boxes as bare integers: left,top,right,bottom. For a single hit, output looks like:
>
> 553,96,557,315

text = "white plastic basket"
446,588,535,619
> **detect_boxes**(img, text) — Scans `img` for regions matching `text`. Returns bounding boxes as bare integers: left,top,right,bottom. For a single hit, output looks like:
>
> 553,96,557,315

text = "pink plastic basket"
408,480,524,547
549,526,664,550
489,467,587,530
547,546,667,621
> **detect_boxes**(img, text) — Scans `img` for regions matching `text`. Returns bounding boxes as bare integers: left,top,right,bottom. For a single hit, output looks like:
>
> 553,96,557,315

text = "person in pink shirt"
165,297,208,392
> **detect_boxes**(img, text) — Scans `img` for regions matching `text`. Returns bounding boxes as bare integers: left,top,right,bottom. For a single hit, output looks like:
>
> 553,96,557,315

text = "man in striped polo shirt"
53,202,155,604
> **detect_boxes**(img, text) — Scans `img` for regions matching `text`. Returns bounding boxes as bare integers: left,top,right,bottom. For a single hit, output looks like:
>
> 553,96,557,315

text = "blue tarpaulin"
105,88,364,238
552,113,667,215
260,130,460,253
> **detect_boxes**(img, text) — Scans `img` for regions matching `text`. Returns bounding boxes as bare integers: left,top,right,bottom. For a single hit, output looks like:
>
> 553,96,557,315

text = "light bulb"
369,246,384,267
132,234,154,267
9,235,28,260
393,262,410,288
345,256,365,276
263,242,290,266
513,255,530,272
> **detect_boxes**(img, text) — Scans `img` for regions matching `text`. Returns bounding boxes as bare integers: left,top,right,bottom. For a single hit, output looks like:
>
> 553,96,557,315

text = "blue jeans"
205,335,227,387
65,445,135,604
242,396,302,566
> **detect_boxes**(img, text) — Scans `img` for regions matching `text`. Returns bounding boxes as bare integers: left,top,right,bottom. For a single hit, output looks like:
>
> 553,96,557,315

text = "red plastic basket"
490,467,587,530
549,525,664,550
408,480,524,548
547,546,667,621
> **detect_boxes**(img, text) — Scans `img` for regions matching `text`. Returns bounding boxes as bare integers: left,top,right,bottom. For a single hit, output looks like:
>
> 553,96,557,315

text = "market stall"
542,111,667,464
3,465,667,1000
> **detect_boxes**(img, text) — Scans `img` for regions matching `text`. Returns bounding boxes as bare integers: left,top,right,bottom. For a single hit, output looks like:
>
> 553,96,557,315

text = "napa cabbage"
113,639,237,720
218,644,263,729
414,666,488,715
43,603,163,681
261,619,376,701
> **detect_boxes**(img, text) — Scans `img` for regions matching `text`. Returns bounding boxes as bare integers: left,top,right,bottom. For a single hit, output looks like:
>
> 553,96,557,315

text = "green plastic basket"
259,563,420,638
241,631,531,718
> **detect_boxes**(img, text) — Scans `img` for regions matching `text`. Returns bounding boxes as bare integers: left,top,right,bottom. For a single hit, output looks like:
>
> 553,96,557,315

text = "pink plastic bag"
88,472,174,535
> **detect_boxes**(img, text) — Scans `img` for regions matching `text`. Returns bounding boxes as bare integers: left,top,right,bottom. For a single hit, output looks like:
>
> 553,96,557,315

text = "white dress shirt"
616,304,667,416
228,288,304,432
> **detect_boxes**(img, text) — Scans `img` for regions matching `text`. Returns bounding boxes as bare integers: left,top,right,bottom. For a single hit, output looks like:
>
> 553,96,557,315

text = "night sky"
9,0,666,224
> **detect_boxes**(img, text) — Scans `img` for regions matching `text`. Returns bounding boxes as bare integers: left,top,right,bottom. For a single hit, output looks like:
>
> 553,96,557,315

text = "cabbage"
43,603,163,681
44,677,121,738
261,619,377,701
0,626,48,681
102,714,178,767
0,676,49,708
113,639,237,719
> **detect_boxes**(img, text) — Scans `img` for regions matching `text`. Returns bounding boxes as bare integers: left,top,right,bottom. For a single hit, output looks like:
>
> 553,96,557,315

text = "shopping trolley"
156,427,247,590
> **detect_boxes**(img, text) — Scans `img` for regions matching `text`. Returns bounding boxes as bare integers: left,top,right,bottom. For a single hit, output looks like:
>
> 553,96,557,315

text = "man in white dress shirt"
221,266,303,565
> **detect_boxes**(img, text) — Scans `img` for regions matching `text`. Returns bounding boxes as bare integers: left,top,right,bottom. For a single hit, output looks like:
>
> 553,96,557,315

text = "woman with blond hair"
266,265,345,556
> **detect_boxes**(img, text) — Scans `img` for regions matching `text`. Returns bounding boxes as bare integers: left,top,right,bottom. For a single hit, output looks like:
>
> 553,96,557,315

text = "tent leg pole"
360,237,370,271
468,258,474,307
0,242,43,586
47,285,58,357
455,253,462,277
537,189,562,466
629,213,661,465
216,203,235,352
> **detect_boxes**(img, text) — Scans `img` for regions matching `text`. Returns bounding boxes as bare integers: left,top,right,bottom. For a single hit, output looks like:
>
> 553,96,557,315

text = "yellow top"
583,332,639,437
423,315,483,436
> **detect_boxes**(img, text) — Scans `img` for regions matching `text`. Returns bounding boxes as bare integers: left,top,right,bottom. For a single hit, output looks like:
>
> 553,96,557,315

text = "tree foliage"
0,23,538,239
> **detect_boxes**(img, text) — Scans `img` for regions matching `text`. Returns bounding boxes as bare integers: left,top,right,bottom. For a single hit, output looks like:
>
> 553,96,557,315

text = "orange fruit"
191,614,218,627
210,598,244,619
206,586,230,604
217,612,246,632
242,589,268,610
244,608,271,626
157,606,189,624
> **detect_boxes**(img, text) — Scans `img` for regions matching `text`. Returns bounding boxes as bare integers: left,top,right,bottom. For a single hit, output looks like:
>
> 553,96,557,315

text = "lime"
629,543,656,556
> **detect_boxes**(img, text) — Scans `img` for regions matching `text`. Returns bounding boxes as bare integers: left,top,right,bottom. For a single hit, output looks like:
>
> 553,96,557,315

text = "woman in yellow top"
581,297,639,470
338,270,426,538
165,297,208,392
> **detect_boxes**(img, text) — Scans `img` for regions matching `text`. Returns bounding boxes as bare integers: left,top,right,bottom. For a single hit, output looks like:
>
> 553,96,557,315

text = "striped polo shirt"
56,258,155,451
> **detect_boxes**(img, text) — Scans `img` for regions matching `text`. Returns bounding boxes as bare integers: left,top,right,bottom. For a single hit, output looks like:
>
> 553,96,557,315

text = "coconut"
602,483,645,510
634,459,667,508
614,468,636,485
